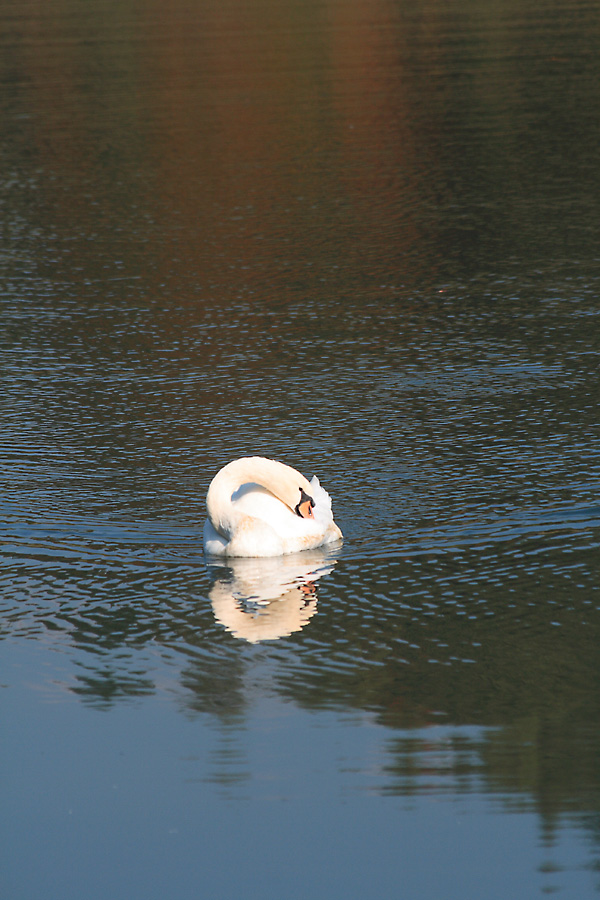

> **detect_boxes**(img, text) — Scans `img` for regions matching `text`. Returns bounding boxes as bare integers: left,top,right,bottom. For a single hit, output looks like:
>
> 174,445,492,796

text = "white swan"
203,456,343,557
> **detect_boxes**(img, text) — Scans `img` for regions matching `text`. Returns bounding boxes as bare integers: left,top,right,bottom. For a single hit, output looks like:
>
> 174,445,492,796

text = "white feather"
203,457,343,557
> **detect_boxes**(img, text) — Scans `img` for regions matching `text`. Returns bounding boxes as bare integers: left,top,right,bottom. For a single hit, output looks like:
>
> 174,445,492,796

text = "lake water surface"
2,1,600,897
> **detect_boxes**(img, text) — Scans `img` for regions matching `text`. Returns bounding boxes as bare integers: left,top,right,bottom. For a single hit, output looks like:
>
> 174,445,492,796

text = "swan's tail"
309,475,336,528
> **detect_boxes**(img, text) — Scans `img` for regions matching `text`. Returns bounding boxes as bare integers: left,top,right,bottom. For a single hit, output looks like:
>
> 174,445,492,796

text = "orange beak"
298,499,314,519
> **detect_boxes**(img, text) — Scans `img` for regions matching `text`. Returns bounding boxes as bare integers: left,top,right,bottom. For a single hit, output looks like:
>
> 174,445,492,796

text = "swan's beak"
297,499,314,519
295,488,315,519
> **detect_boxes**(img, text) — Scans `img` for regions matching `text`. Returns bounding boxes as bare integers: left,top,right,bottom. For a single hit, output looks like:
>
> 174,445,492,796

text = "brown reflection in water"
4,0,600,300
138,0,424,295
382,716,600,854
4,0,425,296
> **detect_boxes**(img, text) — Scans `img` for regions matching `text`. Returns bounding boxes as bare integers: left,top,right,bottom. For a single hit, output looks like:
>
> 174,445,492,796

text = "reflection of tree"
482,716,600,835
268,540,600,848
23,529,600,828
6,520,600,851
179,652,252,789
72,665,155,709
380,712,600,878
274,542,600,720
179,652,248,723
39,569,228,708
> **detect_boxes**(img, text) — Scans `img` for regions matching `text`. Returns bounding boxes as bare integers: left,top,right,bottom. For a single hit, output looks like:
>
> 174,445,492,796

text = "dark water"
2,1,600,897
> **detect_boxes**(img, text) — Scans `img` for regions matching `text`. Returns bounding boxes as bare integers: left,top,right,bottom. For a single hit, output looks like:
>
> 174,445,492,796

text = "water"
2,0,600,897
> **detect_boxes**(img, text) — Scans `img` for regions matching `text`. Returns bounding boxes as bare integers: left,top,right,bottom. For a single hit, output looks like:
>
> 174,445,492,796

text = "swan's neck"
206,457,313,538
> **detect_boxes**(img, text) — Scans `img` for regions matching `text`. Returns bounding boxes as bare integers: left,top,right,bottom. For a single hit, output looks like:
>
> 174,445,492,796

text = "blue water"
3,646,596,900
1,0,600,897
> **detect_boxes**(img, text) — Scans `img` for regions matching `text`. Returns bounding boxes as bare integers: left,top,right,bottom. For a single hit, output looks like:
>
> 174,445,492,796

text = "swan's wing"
232,486,313,537
309,474,334,526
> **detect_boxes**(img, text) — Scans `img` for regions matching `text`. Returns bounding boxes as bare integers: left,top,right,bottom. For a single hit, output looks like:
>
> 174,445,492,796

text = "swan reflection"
206,548,340,643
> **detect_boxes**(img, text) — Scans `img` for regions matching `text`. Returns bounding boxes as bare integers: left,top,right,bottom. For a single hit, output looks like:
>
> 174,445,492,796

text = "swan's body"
203,456,343,557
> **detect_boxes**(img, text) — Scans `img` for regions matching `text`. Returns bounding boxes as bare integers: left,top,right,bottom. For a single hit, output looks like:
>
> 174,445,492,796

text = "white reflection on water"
206,548,340,643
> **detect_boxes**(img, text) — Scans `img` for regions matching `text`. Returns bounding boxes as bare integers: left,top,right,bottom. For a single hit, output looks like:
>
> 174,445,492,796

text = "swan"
203,456,343,557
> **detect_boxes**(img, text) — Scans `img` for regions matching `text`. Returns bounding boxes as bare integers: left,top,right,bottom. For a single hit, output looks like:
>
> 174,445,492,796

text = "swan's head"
295,487,315,519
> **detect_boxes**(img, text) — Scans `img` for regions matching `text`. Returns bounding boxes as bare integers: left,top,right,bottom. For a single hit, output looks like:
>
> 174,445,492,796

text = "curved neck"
206,457,313,537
